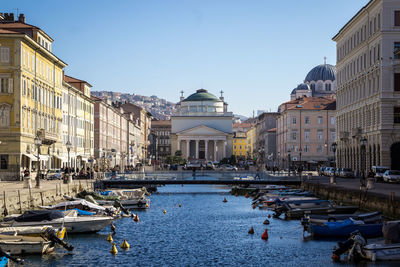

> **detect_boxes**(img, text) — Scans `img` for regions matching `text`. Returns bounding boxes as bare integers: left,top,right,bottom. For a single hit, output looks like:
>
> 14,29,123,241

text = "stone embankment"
302,177,400,219
0,179,94,217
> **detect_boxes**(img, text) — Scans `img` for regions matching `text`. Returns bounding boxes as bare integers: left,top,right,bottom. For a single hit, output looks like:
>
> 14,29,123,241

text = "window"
394,42,400,59
395,11,400,26
291,130,297,141
394,107,400,123
292,117,297,124
330,116,336,125
0,77,12,93
318,116,323,124
395,73,400,91
304,145,310,152
325,83,331,91
0,47,10,63
304,130,310,141
317,131,323,140
317,145,323,153
239,145,242,149
305,117,310,124
330,131,336,140
0,155,8,169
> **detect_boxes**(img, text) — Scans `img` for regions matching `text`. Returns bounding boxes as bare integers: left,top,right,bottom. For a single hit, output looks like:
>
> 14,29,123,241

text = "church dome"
182,89,221,102
296,83,310,91
304,64,336,83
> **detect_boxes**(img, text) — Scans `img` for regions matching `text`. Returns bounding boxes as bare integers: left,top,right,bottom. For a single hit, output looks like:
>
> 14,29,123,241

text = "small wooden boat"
308,219,383,238
0,234,54,255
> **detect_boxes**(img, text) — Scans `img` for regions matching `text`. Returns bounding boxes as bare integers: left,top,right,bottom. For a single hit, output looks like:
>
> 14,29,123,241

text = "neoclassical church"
170,89,233,161
290,61,337,100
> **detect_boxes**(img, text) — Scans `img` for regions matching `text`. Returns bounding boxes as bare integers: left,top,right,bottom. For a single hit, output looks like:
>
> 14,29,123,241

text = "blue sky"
4,0,367,117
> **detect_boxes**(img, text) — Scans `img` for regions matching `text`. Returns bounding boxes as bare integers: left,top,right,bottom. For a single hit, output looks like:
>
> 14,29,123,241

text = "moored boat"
1,210,113,234
307,219,383,238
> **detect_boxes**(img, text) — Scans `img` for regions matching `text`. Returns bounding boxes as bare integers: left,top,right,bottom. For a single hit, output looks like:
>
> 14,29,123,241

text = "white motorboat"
1,210,113,234
363,242,400,261
38,199,116,215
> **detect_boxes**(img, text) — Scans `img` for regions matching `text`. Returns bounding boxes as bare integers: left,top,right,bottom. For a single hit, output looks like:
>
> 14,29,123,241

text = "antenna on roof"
220,90,224,98
324,56,327,64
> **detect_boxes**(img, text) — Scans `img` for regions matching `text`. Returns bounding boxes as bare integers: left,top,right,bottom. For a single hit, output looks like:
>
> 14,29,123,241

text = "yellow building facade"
246,126,257,159
232,132,247,157
0,14,66,180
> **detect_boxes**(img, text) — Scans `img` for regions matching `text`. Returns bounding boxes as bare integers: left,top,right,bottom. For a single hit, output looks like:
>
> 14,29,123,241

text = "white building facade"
333,0,400,172
171,89,233,161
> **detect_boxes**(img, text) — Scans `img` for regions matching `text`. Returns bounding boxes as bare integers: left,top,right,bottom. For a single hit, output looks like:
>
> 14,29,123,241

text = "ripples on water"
25,184,398,266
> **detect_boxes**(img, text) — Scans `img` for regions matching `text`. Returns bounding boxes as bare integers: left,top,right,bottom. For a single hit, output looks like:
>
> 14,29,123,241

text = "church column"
195,140,199,159
205,140,208,160
223,141,226,158
177,138,181,151
214,140,217,161
186,140,190,159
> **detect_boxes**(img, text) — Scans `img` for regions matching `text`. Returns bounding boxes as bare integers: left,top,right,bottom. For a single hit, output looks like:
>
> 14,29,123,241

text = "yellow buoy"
120,239,130,249
145,203,149,208
163,209,167,214
110,243,118,255
107,233,113,242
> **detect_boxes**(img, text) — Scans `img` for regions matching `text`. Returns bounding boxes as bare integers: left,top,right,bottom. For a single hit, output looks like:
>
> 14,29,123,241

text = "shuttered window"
0,47,10,63
395,73,400,91
394,107,400,123
395,11,400,26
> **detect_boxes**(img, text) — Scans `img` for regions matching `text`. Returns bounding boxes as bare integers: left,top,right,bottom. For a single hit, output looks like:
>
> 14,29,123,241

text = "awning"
39,155,49,161
53,155,67,162
22,154,36,160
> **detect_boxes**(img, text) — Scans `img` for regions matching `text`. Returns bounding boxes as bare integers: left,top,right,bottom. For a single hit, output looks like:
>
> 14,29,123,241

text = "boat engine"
44,228,74,251
332,230,367,262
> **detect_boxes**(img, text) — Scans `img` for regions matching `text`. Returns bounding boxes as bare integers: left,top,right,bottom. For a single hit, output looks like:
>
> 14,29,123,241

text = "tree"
175,150,182,157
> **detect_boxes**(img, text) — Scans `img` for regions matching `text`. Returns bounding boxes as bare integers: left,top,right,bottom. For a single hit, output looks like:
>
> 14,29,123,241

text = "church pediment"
176,125,228,136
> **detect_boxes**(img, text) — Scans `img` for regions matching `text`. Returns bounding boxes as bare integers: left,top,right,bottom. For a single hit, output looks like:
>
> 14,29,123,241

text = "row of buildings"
0,13,152,180
151,0,400,175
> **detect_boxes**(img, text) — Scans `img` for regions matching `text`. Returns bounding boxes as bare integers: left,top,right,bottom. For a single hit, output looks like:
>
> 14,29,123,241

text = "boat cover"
39,199,106,211
14,210,64,222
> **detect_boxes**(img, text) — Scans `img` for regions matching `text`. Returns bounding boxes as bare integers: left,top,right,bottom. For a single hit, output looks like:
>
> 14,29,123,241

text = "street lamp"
66,141,72,183
360,137,367,187
331,142,337,184
298,147,303,179
34,134,42,188
287,149,291,176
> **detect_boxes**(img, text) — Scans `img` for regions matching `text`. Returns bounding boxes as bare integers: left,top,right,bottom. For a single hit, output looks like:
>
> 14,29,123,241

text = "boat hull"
364,243,400,261
310,223,383,238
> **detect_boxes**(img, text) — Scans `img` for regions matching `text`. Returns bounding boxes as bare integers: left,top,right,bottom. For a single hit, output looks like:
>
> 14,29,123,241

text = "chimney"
18,14,25,23
10,13,14,21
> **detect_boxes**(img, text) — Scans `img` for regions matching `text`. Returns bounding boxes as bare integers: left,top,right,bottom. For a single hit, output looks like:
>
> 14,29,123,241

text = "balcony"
37,129,58,145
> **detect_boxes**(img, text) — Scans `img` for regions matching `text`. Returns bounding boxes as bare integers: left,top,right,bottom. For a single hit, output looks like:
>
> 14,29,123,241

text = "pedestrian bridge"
96,170,301,189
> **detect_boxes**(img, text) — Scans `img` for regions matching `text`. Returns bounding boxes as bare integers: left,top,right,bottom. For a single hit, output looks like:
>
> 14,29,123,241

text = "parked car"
206,161,215,170
327,167,336,176
382,170,400,183
187,161,201,170
219,164,238,171
372,166,389,181
339,168,353,178
323,167,332,176
46,169,62,180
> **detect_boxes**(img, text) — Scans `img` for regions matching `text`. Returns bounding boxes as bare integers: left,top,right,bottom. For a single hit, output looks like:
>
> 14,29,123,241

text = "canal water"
25,184,396,266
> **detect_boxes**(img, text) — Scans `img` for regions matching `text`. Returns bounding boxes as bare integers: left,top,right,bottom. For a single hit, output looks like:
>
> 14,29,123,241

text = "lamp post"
66,141,72,184
360,137,367,187
298,147,303,179
287,149,291,176
34,135,42,188
331,142,337,184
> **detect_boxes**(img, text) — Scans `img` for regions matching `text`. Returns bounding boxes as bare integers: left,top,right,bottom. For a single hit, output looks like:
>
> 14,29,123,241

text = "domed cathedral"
171,89,233,161
291,59,337,100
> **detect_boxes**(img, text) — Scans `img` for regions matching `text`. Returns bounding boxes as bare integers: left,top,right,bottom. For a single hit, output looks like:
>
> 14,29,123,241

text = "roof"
151,120,171,127
182,89,221,102
64,75,92,87
0,29,20,34
279,96,336,112
304,64,336,82
0,21,54,41
233,122,253,129
332,0,374,41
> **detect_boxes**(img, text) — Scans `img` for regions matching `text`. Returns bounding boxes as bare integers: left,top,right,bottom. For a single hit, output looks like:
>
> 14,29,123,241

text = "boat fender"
120,239,130,250
107,233,113,242
248,227,254,234
245,193,249,198
267,214,271,219
252,204,256,209
110,243,118,255
261,229,269,240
